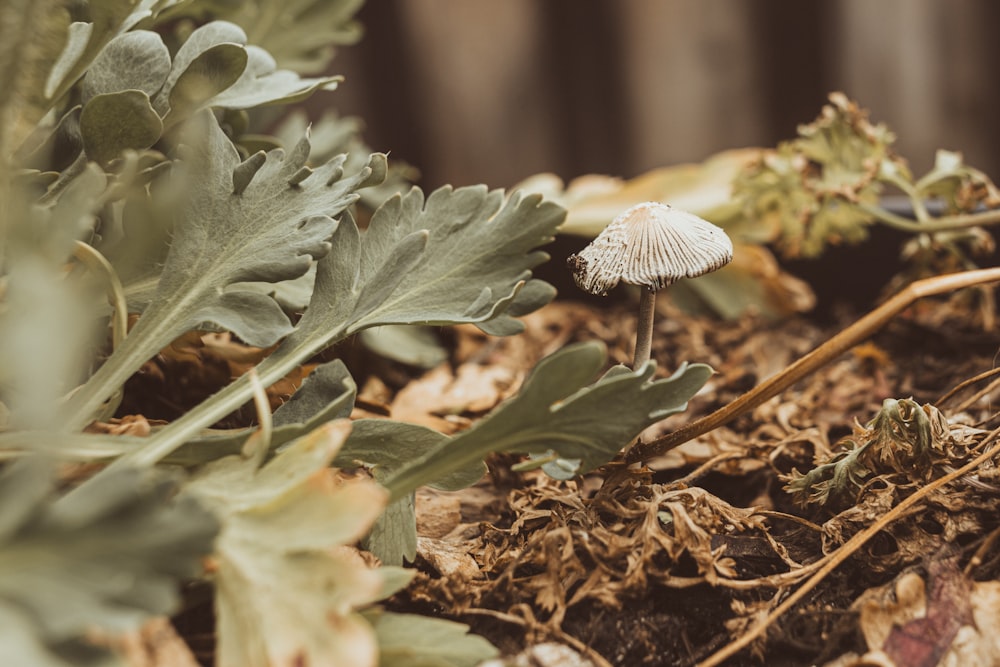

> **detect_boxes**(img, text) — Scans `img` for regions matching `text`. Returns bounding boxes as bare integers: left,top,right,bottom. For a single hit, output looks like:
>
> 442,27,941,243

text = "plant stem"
633,287,656,370
105,324,346,470
626,266,1000,464
72,242,127,351
857,202,1000,233
879,172,932,223
60,298,190,431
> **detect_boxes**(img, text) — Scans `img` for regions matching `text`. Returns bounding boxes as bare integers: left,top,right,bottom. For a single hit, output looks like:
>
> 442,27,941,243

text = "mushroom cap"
567,201,734,296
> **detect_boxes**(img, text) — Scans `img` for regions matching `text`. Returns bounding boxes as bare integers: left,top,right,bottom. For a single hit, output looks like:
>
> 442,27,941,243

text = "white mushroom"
567,202,734,369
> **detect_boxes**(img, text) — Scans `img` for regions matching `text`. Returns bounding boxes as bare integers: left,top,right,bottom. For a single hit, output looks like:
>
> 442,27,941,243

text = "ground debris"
392,294,1000,666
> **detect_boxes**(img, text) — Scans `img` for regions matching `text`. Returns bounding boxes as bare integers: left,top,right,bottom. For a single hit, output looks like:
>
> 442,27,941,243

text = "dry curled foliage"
392,291,1000,666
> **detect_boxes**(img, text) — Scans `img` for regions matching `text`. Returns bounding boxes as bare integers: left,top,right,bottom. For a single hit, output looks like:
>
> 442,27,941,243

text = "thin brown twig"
461,607,615,667
964,525,1000,577
753,509,824,534
936,366,1000,407
951,375,1000,415
554,630,615,667
626,267,1000,464
697,424,1000,667
669,451,745,487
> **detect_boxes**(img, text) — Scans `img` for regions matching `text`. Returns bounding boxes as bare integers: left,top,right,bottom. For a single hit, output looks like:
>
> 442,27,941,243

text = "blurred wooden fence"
326,0,1000,191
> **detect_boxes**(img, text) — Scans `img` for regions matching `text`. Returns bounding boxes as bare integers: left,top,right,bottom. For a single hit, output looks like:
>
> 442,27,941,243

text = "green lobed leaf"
0,456,217,664
210,44,341,109
61,113,385,428
381,342,714,501
165,42,248,122
44,0,152,105
80,90,163,164
44,21,94,100
117,184,561,467
217,0,365,74
343,419,487,566
80,30,171,102
150,20,340,123
157,116,375,339
152,19,247,116
272,358,358,426
370,611,499,667
475,278,557,336
339,420,486,492
359,325,449,369
189,288,294,344
364,494,417,567
271,109,415,209
259,186,562,358
733,93,905,258
232,262,319,312
184,420,391,667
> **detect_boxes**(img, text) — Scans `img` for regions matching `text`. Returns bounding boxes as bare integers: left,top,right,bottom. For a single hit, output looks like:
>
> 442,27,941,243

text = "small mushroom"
567,201,733,369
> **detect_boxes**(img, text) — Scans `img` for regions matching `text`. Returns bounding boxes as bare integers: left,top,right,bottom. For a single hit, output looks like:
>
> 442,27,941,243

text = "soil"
151,286,1000,666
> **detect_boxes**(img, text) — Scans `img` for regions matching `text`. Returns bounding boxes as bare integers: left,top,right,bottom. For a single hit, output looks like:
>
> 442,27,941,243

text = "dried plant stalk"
697,425,1000,667
626,267,1000,464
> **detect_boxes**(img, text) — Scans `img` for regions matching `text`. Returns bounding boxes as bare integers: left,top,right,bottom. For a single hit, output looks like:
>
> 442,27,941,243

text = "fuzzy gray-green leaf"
44,22,92,99
44,0,153,104
184,421,389,667
150,20,340,118
108,182,556,464
165,42,248,121
474,278,557,336
210,45,341,109
232,150,266,195
372,611,499,667
272,358,358,427
360,325,448,368
382,342,713,500
216,0,365,74
61,113,385,427
160,117,374,321
1,165,106,430
0,458,217,663
339,419,486,491
163,119,348,295
194,290,294,346
289,186,562,345
344,419,486,566
365,495,417,567
183,357,357,459
153,20,247,116
80,90,162,164
80,30,170,102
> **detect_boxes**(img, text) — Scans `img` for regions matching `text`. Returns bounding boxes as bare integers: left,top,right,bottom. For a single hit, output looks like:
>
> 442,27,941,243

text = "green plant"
0,2,712,665
784,398,941,509
525,93,1000,321
734,93,1000,260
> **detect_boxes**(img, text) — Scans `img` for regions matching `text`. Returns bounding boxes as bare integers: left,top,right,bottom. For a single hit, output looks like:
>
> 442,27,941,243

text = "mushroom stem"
632,287,657,369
